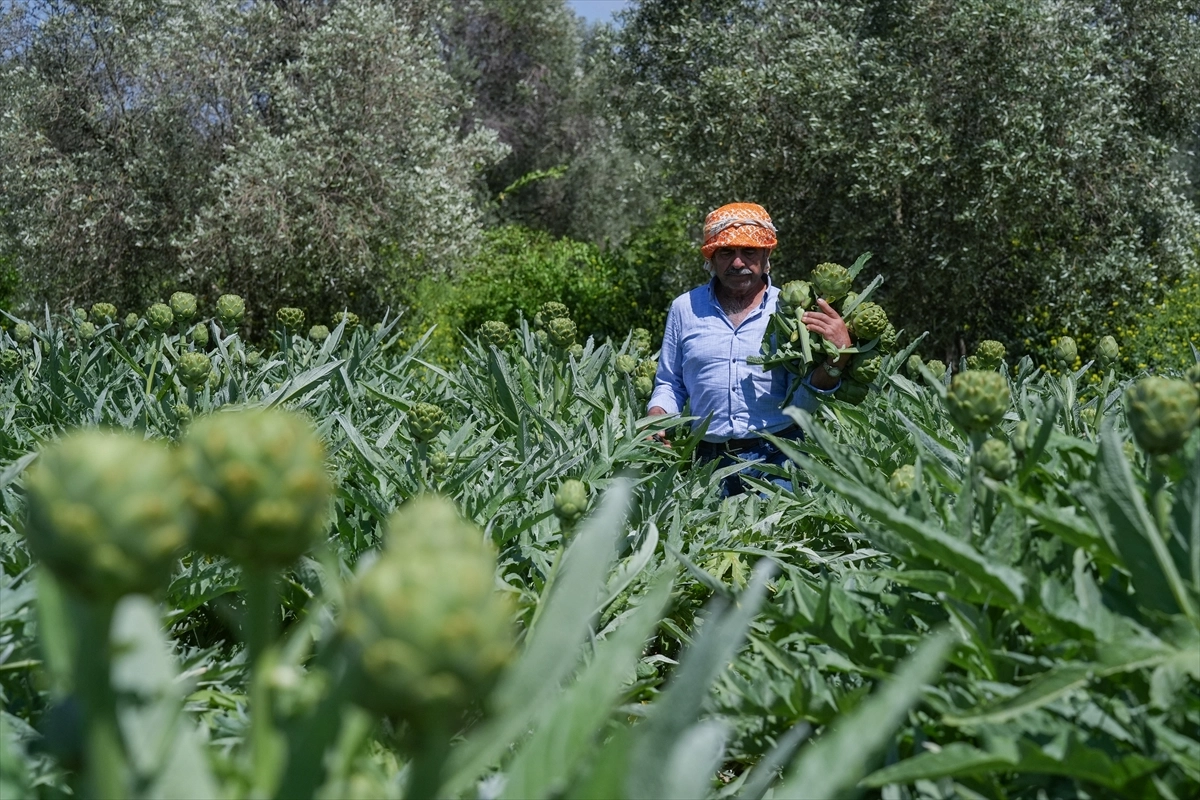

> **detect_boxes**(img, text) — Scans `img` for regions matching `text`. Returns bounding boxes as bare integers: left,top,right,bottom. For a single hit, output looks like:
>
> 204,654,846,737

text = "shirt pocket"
747,363,786,405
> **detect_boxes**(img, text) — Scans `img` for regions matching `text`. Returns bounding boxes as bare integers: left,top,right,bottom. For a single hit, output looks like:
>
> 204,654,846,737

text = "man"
646,202,851,496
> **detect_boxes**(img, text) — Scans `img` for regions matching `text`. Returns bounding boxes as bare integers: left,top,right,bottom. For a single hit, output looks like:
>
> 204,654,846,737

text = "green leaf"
863,742,1015,787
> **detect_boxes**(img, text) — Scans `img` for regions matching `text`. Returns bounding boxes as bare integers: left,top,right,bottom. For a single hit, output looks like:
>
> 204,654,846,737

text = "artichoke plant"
809,261,853,302
546,317,577,350
1051,336,1078,370
216,294,246,328
147,303,174,332
169,292,198,323
534,301,571,329
1124,377,1200,455
408,402,446,442
183,408,332,567
946,370,1010,433
554,479,589,524
90,302,117,324
177,352,212,389
478,320,512,349
276,307,306,332
21,431,191,602
340,495,515,723
978,438,1016,480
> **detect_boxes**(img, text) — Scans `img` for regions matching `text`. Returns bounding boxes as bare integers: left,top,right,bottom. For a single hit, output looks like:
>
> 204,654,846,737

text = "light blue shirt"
648,277,833,442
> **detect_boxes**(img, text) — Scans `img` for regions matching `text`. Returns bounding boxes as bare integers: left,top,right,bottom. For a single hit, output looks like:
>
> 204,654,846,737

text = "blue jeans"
696,428,803,498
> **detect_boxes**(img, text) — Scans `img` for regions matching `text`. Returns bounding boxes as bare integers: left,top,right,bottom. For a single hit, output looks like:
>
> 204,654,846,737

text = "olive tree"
605,0,1200,354
0,0,506,327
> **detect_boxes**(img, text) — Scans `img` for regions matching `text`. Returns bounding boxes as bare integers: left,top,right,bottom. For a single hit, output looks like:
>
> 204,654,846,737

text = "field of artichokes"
0,296,1198,800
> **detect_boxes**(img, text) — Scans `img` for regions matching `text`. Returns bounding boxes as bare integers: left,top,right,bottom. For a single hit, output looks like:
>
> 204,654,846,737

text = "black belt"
695,426,801,459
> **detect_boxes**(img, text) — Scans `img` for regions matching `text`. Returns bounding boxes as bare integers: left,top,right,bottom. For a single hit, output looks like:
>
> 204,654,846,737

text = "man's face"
710,247,768,295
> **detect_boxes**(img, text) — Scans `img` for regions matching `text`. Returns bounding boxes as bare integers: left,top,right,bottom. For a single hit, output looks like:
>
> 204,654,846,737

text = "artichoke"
73,307,88,322
1187,363,1200,393
1012,420,1031,456
1051,336,1077,370
22,431,190,602
309,325,331,343
174,403,193,425
341,495,515,721
0,349,22,375
546,317,577,350
332,311,360,331
244,349,262,368
978,438,1016,480
630,328,652,357
615,354,638,376
946,370,1010,432
835,379,870,405
183,408,331,567
1124,377,1200,455
147,303,174,332
534,301,571,329
971,340,1006,371
216,294,246,328
177,352,212,389
90,302,117,324
878,323,899,353
553,479,589,524
926,359,947,380
635,358,658,380
478,320,512,349
77,321,97,341
888,465,916,499
1096,336,1119,369
778,280,814,314
905,355,924,378
408,402,446,442
169,292,198,323
276,307,306,332
849,352,883,385
848,302,889,342
123,313,141,331
635,375,654,402
189,323,209,347
427,448,450,474
809,262,853,303
13,322,32,344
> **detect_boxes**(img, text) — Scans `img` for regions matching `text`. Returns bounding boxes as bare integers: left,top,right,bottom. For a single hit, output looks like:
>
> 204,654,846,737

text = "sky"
567,1,630,24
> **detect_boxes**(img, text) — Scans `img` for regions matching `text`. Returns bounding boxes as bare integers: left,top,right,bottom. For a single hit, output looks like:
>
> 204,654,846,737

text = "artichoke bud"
276,307,306,331
189,323,209,347
634,375,654,401
207,368,221,390
123,313,141,331
174,403,193,425
779,281,814,312
408,402,446,442
1096,335,1119,369
946,370,1010,432
973,340,1006,370
553,479,589,524
90,302,117,324
849,352,883,384
839,291,859,316
22,431,191,602
216,294,246,327
1051,336,1078,370
978,438,1016,480
546,317,577,350
73,307,88,322
1012,420,1031,456
77,321,97,341
848,302,889,342
615,354,638,375
341,495,515,721
309,325,330,343
630,327,652,357
147,303,175,332
177,352,212,389
635,358,658,380
888,464,916,499
533,301,570,329
169,292,198,322
905,354,924,378
878,323,899,353
835,378,870,405
1124,377,1200,455
809,262,852,302
478,320,512,349
568,344,584,360
332,311,360,331
244,349,262,368
13,322,33,345
427,448,450,474
0,349,23,374
183,408,331,567
1186,363,1200,393
926,359,947,380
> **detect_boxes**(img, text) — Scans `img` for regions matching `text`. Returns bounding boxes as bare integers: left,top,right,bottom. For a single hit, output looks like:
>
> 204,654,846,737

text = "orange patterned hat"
701,203,778,259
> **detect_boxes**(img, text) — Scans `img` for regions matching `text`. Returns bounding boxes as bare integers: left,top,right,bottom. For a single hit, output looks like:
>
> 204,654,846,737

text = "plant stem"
404,715,452,800
70,597,128,800
244,566,283,797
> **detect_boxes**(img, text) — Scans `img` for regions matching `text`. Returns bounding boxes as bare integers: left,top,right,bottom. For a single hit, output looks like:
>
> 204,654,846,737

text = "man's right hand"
647,406,671,446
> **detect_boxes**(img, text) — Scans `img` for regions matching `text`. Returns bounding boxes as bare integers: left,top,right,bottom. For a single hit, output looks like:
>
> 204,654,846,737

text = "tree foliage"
605,0,1200,354
0,0,505,329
